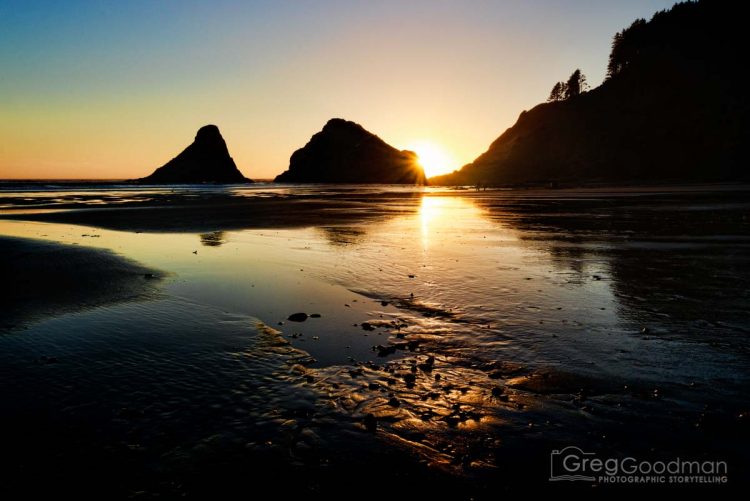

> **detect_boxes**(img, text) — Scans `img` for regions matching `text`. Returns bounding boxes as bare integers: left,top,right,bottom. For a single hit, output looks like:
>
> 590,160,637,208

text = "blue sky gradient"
1,0,677,178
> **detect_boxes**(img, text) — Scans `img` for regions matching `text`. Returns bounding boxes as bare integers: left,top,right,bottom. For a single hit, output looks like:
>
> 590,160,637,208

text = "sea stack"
136,125,251,184
274,118,426,184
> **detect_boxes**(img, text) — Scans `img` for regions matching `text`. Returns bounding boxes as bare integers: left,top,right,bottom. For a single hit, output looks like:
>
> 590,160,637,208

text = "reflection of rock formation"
319,226,367,246
199,231,226,247
475,191,750,331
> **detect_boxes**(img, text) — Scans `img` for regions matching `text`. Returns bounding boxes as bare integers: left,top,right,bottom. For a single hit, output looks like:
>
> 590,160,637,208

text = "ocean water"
1,184,749,494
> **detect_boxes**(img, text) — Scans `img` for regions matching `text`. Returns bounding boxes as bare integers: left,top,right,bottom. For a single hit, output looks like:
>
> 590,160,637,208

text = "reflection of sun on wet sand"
1,185,749,496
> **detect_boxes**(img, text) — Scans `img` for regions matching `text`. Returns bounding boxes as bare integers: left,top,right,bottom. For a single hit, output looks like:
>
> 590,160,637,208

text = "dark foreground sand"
1,236,161,330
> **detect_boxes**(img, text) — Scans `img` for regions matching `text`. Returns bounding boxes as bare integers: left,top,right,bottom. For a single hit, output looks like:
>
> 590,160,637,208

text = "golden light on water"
418,195,484,249
420,195,443,244
407,141,456,178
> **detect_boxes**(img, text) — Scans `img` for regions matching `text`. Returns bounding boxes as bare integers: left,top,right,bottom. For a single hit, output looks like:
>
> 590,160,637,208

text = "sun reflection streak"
419,195,485,250
419,196,442,248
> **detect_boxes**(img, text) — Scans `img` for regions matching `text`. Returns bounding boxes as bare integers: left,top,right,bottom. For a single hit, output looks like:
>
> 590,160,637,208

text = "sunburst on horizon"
406,141,457,178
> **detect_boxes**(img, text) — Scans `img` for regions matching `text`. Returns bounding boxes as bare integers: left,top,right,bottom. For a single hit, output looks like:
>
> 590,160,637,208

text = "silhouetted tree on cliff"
548,70,587,101
564,69,587,99
606,18,647,79
548,81,567,102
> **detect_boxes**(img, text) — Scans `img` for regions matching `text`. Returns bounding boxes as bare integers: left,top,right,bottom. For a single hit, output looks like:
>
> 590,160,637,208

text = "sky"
0,0,677,180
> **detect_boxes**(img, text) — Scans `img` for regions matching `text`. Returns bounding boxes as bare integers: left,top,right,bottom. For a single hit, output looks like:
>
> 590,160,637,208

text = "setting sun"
406,141,457,178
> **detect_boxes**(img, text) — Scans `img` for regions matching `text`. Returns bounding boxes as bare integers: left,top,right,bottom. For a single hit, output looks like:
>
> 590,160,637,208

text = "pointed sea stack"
274,119,426,184
136,125,251,184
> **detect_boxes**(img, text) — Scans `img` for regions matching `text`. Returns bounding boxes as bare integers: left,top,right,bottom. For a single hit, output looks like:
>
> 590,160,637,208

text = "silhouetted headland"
274,118,426,184
431,1,749,187
135,125,252,184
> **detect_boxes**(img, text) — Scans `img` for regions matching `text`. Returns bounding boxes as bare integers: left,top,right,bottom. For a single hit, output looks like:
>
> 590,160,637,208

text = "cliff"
431,1,748,186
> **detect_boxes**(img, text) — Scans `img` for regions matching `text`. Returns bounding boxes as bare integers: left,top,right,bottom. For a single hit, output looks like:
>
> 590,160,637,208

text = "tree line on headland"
430,0,748,186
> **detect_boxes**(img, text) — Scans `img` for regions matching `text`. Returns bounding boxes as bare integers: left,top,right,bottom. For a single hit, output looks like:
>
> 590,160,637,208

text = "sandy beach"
1,235,161,331
1,184,748,496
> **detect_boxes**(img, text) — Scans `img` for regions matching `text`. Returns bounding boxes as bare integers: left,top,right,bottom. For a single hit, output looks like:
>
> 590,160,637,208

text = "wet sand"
1,184,748,495
0,185,425,232
1,236,161,331
2,183,746,233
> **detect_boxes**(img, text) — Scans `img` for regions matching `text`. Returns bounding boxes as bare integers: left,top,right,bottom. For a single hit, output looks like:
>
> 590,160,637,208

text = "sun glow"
406,141,456,179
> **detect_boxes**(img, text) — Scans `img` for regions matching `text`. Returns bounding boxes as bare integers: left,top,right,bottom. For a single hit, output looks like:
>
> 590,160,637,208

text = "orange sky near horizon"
0,0,677,180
